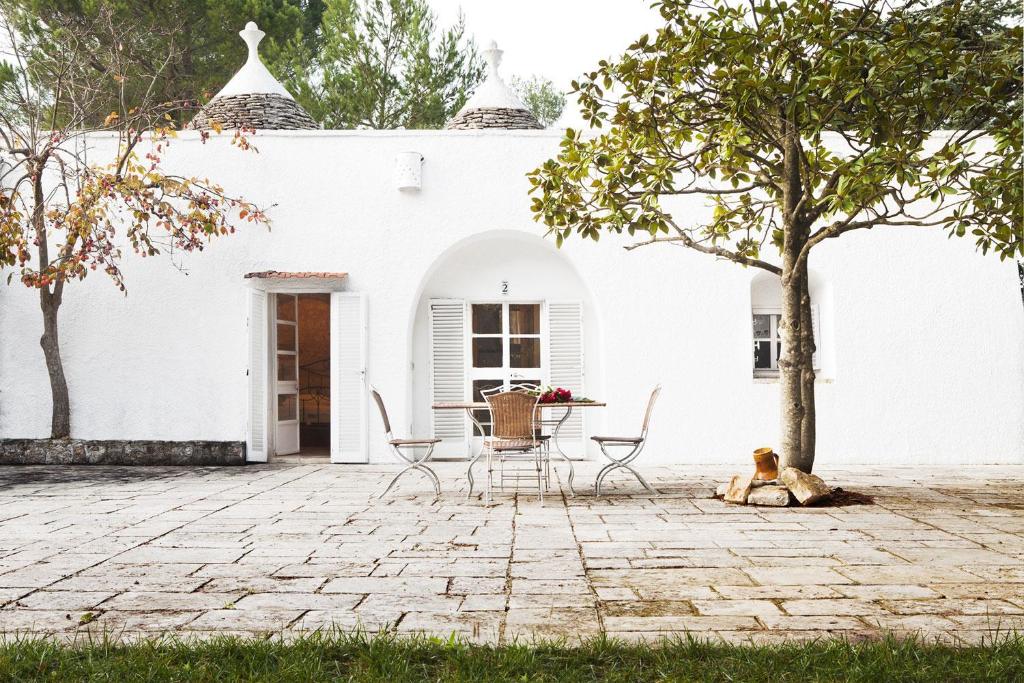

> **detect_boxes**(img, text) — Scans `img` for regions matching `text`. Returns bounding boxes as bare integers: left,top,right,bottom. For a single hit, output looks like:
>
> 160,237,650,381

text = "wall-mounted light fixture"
394,151,423,191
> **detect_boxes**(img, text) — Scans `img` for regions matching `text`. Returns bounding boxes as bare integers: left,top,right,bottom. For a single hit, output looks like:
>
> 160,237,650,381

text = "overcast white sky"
430,1,662,90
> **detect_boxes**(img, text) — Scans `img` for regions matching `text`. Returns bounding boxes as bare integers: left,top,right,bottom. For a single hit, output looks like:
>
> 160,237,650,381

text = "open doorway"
273,293,331,457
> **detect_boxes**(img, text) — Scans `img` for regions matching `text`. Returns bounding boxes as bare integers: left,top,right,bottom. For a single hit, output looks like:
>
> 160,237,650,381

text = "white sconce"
394,151,423,191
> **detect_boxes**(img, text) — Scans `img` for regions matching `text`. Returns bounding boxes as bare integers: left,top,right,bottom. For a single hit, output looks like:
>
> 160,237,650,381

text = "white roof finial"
240,22,266,63
452,39,527,114
483,41,503,76
213,21,293,100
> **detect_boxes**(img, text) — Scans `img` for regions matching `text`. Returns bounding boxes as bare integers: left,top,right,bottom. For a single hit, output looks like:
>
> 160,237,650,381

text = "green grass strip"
0,630,1021,682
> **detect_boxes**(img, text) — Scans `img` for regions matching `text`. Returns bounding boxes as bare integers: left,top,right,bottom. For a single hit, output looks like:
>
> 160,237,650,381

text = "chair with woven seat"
481,386,546,504
370,387,441,498
592,385,661,496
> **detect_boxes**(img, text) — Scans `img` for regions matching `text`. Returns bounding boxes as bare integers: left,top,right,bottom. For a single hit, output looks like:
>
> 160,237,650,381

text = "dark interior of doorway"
298,294,331,453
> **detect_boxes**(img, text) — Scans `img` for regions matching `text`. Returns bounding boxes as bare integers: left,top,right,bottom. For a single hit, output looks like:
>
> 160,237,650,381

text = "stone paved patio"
0,463,1021,645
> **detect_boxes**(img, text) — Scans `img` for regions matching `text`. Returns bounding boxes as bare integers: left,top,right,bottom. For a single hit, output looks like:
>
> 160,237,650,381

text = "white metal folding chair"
592,385,661,496
371,387,441,498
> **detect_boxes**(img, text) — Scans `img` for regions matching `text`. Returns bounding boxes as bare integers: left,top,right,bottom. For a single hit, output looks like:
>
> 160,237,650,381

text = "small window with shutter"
752,306,820,376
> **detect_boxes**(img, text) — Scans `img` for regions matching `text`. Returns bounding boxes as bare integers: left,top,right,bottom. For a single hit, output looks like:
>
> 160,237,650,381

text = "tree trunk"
777,259,807,471
778,261,817,472
31,157,71,439
798,275,816,471
776,110,817,473
40,290,70,439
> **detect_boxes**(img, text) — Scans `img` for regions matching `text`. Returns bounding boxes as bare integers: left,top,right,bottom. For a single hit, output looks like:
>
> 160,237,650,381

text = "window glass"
277,323,296,352
751,312,790,373
472,304,502,334
277,394,297,421
510,338,540,368
752,314,770,339
277,353,296,381
753,341,773,370
509,304,540,335
276,294,296,322
472,380,503,436
472,338,502,368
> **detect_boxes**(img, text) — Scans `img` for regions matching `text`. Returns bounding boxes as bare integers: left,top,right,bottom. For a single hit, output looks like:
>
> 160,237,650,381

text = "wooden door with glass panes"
469,302,543,439
274,294,300,455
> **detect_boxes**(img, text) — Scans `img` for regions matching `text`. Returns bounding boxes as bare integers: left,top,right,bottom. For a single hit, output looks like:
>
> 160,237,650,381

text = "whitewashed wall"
0,129,1021,465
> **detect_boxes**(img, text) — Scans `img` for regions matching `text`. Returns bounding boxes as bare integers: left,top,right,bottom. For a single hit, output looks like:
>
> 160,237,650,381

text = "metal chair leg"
485,445,493,506
594,461,618,497
595,441,655,496
623,463,655,493
630,466,655,493
380,443,440,499
413,464,441,497
465,408,486,501
378,463,417,499
536,450,544,506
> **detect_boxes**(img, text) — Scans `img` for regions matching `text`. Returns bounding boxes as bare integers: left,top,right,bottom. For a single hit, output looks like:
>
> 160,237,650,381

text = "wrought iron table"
432,400,606,502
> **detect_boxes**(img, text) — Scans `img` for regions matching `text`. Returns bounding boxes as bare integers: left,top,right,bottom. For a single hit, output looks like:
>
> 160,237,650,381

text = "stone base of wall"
0,439,246,466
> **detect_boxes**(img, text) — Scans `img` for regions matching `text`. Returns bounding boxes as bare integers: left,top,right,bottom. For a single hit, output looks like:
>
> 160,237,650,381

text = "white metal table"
432,400,606,502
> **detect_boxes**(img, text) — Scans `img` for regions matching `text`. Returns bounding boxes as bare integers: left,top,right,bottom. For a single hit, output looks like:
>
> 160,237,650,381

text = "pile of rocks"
715,467,833,507
446,107,544,130
189,93,319,130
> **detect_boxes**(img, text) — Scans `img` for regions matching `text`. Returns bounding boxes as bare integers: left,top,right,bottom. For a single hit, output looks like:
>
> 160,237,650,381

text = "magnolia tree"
0,6,268,439
529,0,1022,472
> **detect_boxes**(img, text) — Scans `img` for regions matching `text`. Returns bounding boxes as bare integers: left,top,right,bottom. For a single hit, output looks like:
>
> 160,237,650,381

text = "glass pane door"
469,302,543,436
275,294,300,455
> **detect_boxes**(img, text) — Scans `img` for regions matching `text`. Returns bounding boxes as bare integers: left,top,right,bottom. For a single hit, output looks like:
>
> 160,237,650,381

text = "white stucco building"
1,25,1022,468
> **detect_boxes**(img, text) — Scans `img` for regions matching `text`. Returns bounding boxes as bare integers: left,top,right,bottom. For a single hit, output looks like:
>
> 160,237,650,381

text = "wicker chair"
482,386,546,504
592,385,661,496
371,387,441,498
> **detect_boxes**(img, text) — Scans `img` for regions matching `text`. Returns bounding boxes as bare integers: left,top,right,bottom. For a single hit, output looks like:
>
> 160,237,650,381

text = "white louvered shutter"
547,301,585,456
331,292,368,463
246,289,269,463
811,304,821,369
429,299,468,458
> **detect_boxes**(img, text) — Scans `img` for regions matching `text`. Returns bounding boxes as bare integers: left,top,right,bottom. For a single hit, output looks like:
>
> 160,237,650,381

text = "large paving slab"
0,463,1021,645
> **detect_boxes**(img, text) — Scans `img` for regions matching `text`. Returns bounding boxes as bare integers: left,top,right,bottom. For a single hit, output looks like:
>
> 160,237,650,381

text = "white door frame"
255,287,340,459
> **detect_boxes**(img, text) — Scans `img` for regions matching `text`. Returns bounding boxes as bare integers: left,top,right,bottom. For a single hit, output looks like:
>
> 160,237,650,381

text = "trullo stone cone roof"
190,22,318,131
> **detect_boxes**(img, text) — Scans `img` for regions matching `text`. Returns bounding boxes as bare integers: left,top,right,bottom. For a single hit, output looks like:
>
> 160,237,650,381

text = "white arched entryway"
408,230,604,459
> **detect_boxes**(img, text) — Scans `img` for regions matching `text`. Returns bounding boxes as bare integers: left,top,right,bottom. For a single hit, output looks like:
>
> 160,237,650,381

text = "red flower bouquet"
539,387,572,404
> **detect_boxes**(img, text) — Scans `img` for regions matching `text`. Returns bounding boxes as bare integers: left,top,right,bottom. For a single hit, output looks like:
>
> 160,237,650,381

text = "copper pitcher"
753,447,779,481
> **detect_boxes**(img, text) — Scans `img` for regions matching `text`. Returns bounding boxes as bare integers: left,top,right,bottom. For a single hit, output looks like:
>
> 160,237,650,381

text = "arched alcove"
750,270,834,378
408,231,604,458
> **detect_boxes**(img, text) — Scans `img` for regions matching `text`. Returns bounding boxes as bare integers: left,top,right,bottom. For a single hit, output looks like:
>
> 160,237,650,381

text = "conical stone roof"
446,42,543,131
190,22,318,131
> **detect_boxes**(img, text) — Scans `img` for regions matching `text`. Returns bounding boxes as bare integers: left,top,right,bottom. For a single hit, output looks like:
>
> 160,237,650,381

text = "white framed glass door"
469,302,543,437
274,294,300,455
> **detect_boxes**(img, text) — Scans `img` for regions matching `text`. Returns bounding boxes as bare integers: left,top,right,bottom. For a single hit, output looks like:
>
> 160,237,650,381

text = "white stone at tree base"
747,485,791,507
780,467,832,505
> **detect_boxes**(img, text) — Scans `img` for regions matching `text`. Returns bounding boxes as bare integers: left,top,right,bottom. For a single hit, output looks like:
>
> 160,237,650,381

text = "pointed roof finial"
446,40,542,129
240,22,265,63
483,41,503,76
212,21,292,100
